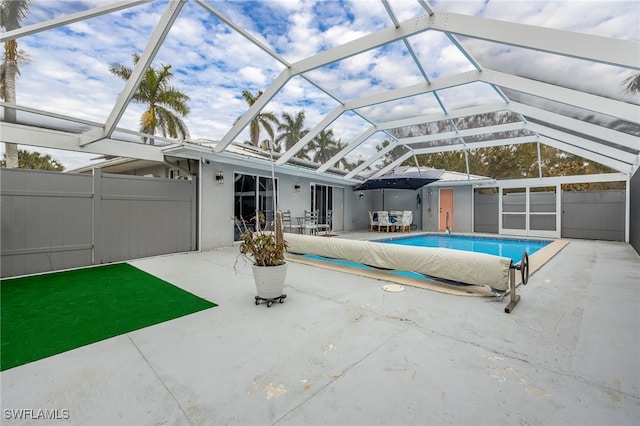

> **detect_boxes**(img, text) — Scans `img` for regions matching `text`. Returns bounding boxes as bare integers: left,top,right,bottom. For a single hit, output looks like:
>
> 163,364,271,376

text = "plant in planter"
237,211,289,306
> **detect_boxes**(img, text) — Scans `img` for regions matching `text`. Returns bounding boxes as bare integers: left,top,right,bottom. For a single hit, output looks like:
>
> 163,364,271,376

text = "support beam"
315,127,377,174
344,70,480,110
213,9,439,147
291,14,434,75
413,136,538,155
0,0,151,42
526,123,638,167
377,102,509,130
80,0,187,145
344,141,400,179
1,122,166,162
482,70,640,124
538,135,634,174
498,172,629,188
215,69,292,152
509,102,640,152
370,151,414,179
195,0,289,67
275,106,345,164
398,122,529,146
431,11,639,69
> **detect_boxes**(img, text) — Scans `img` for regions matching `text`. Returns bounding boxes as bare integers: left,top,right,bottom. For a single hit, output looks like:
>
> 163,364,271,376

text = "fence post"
92,168,102,265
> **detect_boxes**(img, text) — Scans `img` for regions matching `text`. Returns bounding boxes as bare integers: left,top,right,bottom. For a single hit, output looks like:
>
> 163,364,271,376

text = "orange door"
439,188,454,231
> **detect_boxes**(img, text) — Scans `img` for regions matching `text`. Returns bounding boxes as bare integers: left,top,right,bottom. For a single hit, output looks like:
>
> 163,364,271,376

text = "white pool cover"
285,234,513,291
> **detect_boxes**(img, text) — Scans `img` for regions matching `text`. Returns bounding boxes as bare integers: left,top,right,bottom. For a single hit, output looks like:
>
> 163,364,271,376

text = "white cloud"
3,0,636,171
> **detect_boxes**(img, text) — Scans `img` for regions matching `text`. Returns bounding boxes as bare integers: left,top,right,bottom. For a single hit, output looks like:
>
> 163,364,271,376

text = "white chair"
280,210,293,233
368,211,379,232
378,211,392,232
317,210,332,235
401,210,413,232
389,210,403,232
302,210,319,235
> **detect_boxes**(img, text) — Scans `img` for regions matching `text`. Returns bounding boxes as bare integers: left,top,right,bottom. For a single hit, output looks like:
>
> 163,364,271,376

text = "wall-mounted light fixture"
294,183,301,192
359,192,364,199
215,170,224,184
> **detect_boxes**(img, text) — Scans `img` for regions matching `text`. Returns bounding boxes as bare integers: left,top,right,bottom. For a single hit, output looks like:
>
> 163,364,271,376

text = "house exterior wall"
198,161,368,250
421,185,474,233
115,163,170,178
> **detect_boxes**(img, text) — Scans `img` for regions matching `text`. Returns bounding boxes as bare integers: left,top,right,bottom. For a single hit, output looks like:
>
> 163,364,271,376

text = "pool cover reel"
285,234,512,291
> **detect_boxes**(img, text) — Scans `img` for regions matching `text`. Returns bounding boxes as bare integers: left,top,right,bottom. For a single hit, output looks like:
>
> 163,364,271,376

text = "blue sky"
3,0,639,170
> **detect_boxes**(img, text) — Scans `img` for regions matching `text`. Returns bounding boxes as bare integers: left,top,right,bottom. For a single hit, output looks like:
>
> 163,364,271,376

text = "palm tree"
1,0,31,168
109,53,190,145
1,149,63,170
309,129,342,164
275,110,310,159
239,90,279,148
622,74,640,95
330,139,352,170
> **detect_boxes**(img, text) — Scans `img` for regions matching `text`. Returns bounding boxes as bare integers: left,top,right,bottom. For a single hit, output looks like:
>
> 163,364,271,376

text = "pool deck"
1,233,639,425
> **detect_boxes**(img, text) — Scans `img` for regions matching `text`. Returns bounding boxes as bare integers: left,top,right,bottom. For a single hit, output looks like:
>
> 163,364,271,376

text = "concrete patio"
1,235,639,425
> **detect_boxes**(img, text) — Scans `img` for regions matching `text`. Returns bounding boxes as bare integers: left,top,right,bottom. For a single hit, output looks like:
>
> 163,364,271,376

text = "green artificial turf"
1,263,216,371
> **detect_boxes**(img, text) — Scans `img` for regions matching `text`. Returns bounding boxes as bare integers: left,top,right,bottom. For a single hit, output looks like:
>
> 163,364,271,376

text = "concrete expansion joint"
272,333,396,425
127,335,195,426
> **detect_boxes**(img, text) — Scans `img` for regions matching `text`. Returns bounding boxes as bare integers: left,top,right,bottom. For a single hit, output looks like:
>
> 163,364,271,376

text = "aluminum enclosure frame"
0,0,638,186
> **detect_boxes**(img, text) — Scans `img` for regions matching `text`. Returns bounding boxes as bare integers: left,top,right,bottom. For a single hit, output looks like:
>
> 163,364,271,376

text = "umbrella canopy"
353,169,442,191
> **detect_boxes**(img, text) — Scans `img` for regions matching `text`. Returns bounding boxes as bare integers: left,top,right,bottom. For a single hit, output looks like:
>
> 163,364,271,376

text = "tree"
621,73,640,95
275,110,310,159
240,90,279,148
1,0,31,168
1,149,64,171
109,54,190,145
375,139,412,168
330,139,353,170
309,129,341,164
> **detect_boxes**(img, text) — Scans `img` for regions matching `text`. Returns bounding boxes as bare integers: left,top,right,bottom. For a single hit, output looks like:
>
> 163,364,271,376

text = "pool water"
376,234,550,263
302,254,435,281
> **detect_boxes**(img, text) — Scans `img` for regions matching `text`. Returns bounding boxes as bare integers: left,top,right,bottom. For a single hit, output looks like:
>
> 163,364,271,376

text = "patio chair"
378,211,392,232
317,210,332,235
368,211,379,232
302,210,319,235
280,210,293,233
389,210,403,232
401,210,413,232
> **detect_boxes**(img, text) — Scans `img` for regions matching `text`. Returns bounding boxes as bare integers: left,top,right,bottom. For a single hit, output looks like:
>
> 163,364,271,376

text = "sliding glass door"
311,183,333,226
234,173,278,239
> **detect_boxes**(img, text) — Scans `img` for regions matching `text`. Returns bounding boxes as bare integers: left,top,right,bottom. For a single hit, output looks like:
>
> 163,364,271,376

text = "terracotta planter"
252,263,287,299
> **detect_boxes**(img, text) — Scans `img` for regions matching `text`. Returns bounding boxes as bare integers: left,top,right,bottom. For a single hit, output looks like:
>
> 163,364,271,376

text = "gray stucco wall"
198,161,368,250
421,185,474,233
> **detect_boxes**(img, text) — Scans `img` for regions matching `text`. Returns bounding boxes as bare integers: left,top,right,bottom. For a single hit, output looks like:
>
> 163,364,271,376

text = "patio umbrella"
354,169,442,191
353,169,442,209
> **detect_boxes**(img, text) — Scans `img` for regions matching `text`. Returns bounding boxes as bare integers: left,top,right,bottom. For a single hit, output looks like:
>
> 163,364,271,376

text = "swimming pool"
376,234,550,263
